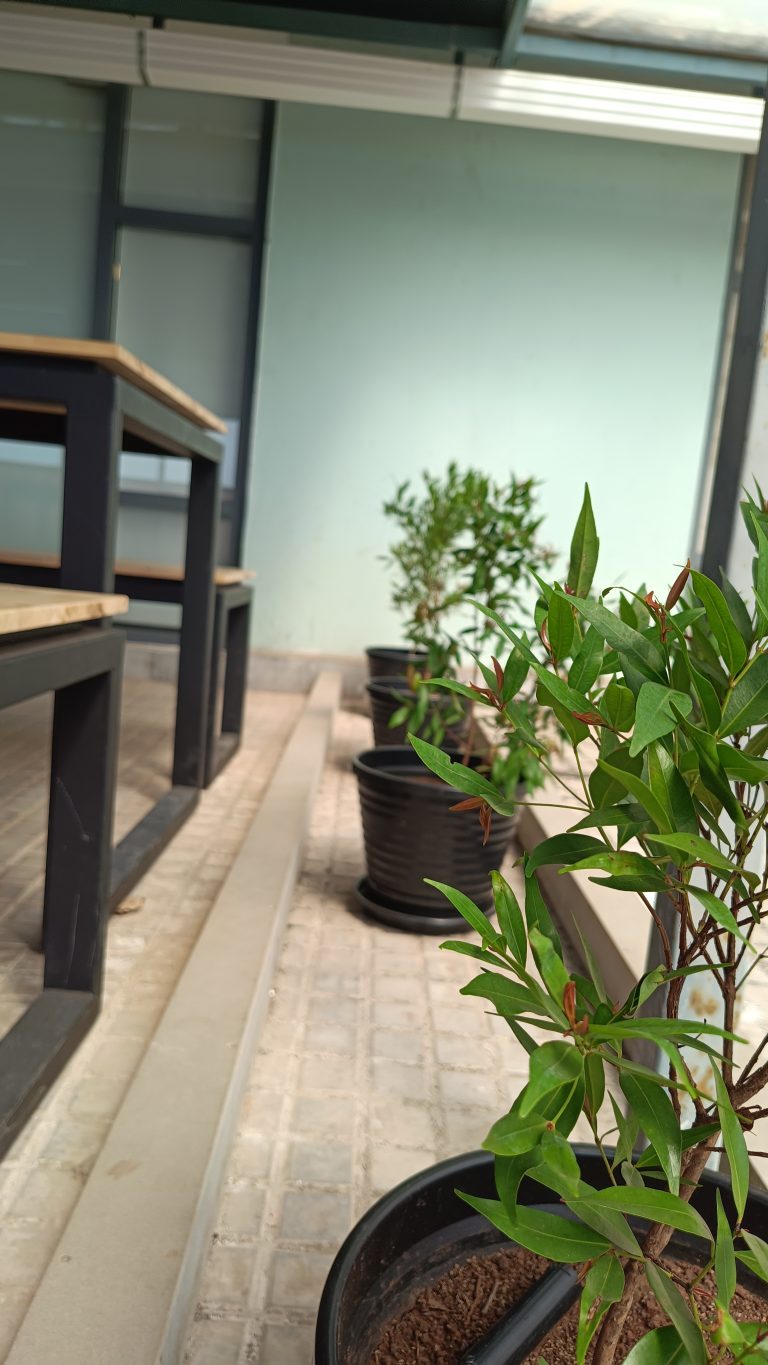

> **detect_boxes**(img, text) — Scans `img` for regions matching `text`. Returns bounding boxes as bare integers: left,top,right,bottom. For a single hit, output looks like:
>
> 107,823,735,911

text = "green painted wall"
244,104,740,656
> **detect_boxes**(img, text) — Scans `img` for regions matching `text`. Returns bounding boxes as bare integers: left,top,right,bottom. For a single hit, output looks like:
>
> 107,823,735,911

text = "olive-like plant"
412,485,768,1363
382,463,553,791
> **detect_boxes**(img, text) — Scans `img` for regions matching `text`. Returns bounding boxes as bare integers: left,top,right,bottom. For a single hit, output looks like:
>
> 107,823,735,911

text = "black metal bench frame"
0,356,222,911
0,622,123,1159
205,582,252,787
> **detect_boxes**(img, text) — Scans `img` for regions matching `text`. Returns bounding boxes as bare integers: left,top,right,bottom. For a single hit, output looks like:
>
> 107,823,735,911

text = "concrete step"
6,671,341,1365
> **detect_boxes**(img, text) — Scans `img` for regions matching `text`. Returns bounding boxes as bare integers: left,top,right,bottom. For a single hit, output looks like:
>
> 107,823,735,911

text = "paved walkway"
183,707,600,1365
0,681,302,1361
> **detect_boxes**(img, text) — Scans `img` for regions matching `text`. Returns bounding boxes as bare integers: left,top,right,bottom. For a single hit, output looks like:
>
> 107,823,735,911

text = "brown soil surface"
368,1248,767,1365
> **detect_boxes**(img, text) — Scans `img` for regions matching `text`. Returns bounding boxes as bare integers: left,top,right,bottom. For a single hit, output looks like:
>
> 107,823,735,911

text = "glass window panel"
0,72,104,336
124,87,261,217
114,227,249,423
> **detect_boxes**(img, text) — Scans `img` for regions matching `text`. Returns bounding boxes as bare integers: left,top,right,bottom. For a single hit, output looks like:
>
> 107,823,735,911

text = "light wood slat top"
0,333,227,434
0,585,129,637
0,548,254,587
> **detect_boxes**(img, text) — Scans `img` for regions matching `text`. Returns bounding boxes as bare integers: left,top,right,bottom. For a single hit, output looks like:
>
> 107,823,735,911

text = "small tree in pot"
411,485,768,1362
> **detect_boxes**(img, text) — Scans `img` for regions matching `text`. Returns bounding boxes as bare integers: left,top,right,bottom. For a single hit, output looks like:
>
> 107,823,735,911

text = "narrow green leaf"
691,570,747,676
645,1262,707,1365
553,589,666,681
482,1112,547,1157
566,849,667,892
577,1255,624,1365
645,831,733,874
585,1053,606,1120
460,1193,610,1262
716,742,768,783
622,1327,691,1365
539,1129,582,1193
525,834,606,878
491,871,526,963
425,879,494,942
524,870,563,957
620,1072,681,1195
715,1188,737,1308
460,973,549,1020
596,758,670,832
720,570,753,649
741,1232,768,1283
569,626,604,693
688,886,751,948
520,1041,584,1117
532,663,594,719
409,736,517,816
629,682,692,757
636,1121,720,1169
720,652,768,737
571,805,647,833
548,588,575,662
576,1186,711,1242
713,1066,749,1220
529,926,571,1006
646,742,697,835
602,682,636,733
567,485,599,598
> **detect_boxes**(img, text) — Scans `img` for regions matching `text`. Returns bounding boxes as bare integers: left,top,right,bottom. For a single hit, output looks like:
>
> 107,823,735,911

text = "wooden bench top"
0,585,129,637
0,549,254,587
0,333,227,435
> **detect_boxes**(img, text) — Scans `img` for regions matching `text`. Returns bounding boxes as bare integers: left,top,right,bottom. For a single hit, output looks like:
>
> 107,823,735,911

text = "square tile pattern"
184,707,603,1365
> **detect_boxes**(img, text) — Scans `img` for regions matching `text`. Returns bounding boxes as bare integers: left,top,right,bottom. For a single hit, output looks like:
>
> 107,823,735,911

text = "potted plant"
320,486,768,1361
355,466,551,933
366,463,553,747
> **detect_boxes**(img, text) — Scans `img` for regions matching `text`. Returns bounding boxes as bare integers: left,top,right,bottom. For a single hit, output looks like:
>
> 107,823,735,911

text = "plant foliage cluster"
413,485,768,1362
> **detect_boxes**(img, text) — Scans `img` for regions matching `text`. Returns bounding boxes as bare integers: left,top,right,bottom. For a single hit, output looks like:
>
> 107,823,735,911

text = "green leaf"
602,682,636,733
459,1193,610,1262
539,1129,582,1193
596,757,670,832
713,1066,749,1221
585,1052,606,1120
716,742,768,783
687,885,751,948
636,1121,720,1170
645,1262,707,1365
577,1255,624,1365
571,805,647,833
553,589,666,681
676,715,748,829
690,658,722,733
691,569,748,676
567,485,599,598
502,649,529,703
529,926,571,1006
553,1182,641,1256
720,570,753,649
490,871,526,963
569,626,604,693
629,682,692,757
548,588,575,662
482,1112,547,1157
620,1072,681,1195
741,1232,768,1283
525,834,607,878
646,742,698,836
524,870,563,958
589,1017,745,1043
425,880,495,942
715,1188,737,1308
566,849,667,893
440,941,508,969
610,1093,639,1168
720,652,768,737
408,736,517,815
533,664,594,720
576,1186,711,1241
644,831,732,874
460,973,550,1020
520,1041,584,1117
622,1327,691,1365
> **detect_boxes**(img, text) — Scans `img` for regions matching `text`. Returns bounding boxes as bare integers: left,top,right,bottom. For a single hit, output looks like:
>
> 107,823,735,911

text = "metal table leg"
173,458,220,788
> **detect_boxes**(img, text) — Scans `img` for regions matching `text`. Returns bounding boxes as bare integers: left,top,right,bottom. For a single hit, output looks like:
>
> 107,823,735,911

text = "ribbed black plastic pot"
315,1147,768,1365
353,746,514,933
366,676,468,748
365,646,428,681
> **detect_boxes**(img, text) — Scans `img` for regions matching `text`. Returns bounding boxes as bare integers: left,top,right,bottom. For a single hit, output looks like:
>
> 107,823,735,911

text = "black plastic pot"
365,646,428,681
353,746,513,933
315,1146,768,1365
366,675,468,749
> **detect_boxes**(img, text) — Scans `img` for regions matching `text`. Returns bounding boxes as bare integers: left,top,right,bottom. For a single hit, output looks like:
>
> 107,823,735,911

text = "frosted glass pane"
124,88,261,217
114,228,249,420
0,72,103,336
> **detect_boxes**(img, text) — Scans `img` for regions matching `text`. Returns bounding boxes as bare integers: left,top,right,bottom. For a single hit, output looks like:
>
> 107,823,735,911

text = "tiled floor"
184,707,600,1365
0,677,302,1361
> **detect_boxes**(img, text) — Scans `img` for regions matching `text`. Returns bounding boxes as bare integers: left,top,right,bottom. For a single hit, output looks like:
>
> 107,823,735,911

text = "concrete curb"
6,671,341,1365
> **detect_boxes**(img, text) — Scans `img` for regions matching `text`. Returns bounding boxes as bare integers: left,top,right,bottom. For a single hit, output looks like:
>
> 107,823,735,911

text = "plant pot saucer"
354,875,469,934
